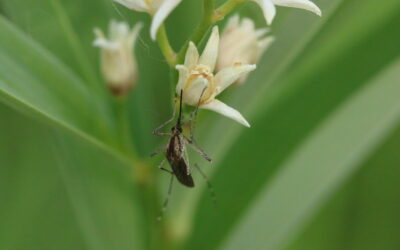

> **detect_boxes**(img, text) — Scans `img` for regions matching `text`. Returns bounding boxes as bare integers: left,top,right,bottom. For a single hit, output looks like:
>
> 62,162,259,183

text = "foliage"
0,0,400,249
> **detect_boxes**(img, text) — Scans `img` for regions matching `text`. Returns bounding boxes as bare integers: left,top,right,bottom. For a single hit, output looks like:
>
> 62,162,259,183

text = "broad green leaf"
220,57,400,250
54,133,145,250
178,0,400,249
0,105,86,250
286,126,400,250
0,103,144,250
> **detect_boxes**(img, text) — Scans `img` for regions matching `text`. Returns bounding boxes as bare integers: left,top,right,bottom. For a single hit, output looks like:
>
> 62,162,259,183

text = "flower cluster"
94,0,321,126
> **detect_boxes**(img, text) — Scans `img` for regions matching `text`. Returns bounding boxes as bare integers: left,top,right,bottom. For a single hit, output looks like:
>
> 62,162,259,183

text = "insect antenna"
177,90,184,127
194,163,217,206
190,87,207,141
158,174,174,221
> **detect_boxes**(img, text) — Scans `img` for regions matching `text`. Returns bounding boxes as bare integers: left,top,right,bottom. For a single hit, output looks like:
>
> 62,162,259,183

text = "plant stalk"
156,25,177,67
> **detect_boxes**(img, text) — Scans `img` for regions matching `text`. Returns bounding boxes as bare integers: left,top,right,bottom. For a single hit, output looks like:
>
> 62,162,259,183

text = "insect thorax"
167,133,185,160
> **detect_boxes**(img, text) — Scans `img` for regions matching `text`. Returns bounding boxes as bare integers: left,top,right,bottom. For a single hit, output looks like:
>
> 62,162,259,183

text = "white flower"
113,0,182,40
176,27,256,127
94,20,142,96
218,15,274,85
252,0,322,25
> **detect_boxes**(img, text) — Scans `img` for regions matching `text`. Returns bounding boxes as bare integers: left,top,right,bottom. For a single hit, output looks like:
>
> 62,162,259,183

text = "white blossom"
218,15,274,84
176,27,256,127
252,0,322,25
113,0,181,40
94,20,142,96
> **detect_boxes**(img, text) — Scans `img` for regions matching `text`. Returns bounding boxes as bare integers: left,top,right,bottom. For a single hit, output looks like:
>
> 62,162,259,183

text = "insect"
151,89,214,219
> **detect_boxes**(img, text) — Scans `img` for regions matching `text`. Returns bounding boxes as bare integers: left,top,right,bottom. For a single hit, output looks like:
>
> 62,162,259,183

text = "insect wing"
171,158,194,187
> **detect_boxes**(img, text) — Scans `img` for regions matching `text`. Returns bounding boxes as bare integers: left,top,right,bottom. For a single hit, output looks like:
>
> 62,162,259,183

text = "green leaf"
0,104,144,250
177,0,400,248
220,57,400,250
54,133,145,250
286,126,400,250
0,15,128,162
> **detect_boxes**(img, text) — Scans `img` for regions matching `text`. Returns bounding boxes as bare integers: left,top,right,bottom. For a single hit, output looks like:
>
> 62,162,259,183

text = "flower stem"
213,0,247,22
176,0,246,64
156,25,177,67
176,0,215,63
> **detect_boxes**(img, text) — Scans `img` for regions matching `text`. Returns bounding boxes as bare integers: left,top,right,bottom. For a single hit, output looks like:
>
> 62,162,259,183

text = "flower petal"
93,28,119,50
183,77,208,106
225,14,240,31
127,22,144,48
214,64,256,95
201,99,250,127
150,0,182,40
184,42,199,69
272,0,322,16
113,0,148,12
253,0,276,25
175,65,189,94
258,36,275,51
199,26,219,71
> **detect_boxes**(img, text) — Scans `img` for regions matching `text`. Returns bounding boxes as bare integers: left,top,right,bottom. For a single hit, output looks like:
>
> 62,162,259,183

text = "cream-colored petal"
272,0,321,16
214,64,256,95
258,36,275,51
150,0,182,40
127,22,143,48
183,77,208,106
201,99,250,127
225,14,240,31
199,26,219,71
254,28,270,39
113,0,148,12
253,0,276,25
184,42,199,69
93,28,119,50
175,65,189,94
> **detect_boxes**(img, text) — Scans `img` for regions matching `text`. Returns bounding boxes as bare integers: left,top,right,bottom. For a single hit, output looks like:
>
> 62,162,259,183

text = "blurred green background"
1,0,400,249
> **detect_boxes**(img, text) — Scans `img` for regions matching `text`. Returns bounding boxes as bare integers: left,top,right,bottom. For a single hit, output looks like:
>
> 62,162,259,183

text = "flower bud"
94,20,142,96
217,15,274,85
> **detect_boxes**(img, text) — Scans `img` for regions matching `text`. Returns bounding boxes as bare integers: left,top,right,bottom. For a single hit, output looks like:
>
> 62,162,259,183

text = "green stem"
156,25,177,67
114,97,170,249
176,0,215,63
176,0,246,64
213,0,247,22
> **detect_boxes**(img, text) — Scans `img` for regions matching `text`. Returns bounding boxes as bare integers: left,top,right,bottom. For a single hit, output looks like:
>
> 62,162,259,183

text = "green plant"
1,0,400,250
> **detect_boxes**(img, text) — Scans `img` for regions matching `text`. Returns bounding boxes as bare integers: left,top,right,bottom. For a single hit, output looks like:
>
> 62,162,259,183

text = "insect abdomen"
166,155,194,187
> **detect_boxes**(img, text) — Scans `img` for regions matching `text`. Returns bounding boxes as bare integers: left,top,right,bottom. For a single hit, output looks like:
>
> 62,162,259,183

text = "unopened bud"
217,15,274,85
94,20,142,96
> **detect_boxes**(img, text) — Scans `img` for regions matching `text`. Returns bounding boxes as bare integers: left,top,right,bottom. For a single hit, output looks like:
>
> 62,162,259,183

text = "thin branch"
176,0,246,64
156,25,177,66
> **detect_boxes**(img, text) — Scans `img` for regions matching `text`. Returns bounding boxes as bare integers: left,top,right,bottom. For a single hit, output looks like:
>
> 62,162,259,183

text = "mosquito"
151,89,215,219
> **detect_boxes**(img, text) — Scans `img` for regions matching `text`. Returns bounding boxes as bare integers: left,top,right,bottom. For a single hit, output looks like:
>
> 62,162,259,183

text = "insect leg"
194,163,217,206
158,174,174,221
184,147,191,176
184,137,212,162
157,158,173,174
150,144,167,158
189,87,208,141
153,98,177,136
